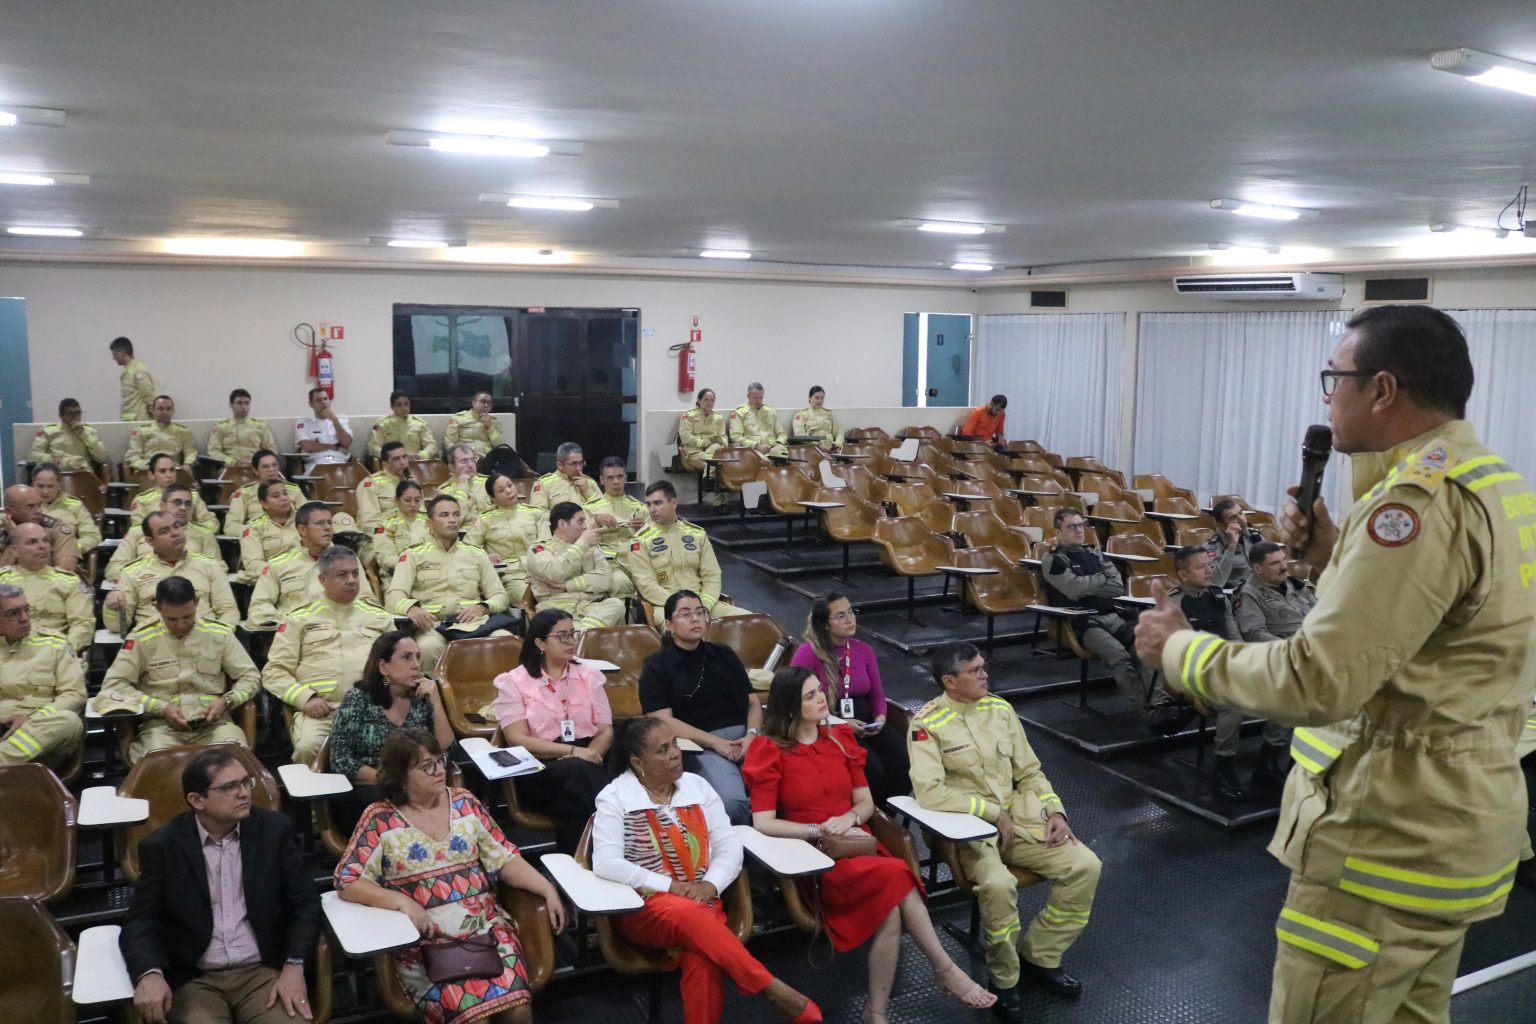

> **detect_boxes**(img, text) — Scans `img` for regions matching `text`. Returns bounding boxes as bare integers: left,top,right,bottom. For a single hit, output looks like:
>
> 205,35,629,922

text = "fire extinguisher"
676,342,696,393
310,343,335,399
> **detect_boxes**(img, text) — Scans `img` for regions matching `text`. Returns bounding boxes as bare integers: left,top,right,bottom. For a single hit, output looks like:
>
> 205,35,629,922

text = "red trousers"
615,891,774,1024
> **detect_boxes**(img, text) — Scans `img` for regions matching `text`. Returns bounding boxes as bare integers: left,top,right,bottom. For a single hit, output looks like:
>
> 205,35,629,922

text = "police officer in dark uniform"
1205,498,1265,589
1166,546,1246,799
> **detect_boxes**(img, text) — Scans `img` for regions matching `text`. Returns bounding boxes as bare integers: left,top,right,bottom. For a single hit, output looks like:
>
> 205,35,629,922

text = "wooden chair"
838,462,888,504
871,517,955,619
714,447,765,497
310,738,354,859
0,897,76,1023
1105,533,1175,578
1004,440,1047,455
408,458,450,488
576,625,663,720
814,488,884,578
491,726,561,836
835,445,891,479
0,765,77,903
899,425,946,445
1128,574,1176,598
58,469,107,519
759,463,817,518
953,509,1030,563
950,546,1043,655
437,635,525,740
1066,457,1125,488
706,613,791,673
917,822,1043,951
117,743,281,881
107,699,259,766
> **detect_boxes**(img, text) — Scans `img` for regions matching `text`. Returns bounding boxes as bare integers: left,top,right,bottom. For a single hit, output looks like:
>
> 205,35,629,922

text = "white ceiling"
2,0,1536,280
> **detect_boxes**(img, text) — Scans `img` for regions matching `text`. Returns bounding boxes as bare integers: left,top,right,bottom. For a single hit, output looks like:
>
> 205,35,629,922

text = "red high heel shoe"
791,999,823,1024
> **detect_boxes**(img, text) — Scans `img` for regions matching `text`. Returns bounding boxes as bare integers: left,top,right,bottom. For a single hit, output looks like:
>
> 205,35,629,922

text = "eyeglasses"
673,608,711,622
830,610,857,622
1320,368,1377,397
549,629,584,644
206,776,256,796
413,753,450,774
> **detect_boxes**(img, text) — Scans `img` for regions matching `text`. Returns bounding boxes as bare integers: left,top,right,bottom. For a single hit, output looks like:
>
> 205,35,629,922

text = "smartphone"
489,750,522,768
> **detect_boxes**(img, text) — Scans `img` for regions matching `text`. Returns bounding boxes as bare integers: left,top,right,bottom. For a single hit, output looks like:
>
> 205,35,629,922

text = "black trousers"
518,753,609,855
847,696,912,805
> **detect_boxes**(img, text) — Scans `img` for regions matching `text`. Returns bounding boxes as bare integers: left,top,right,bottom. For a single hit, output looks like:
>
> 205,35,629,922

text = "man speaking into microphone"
1136,304,1535,1024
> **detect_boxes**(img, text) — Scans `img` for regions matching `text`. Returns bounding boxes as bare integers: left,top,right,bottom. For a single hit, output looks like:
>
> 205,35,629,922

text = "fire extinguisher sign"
689,314,701,344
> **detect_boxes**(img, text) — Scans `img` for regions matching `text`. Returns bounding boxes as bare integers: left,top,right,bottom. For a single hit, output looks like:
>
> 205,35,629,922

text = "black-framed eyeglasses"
1320,369,1377,397
413,753,450,774
206,776,256,796
549,629,584,644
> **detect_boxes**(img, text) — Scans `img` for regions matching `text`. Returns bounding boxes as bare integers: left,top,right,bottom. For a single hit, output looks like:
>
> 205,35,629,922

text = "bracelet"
807,824,821,840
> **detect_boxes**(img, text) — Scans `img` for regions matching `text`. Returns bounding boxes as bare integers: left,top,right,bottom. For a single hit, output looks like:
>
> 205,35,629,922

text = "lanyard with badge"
840,648,856,720
546,673,577,742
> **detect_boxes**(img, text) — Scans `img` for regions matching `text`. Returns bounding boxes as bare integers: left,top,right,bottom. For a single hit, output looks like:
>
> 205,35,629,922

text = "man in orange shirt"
962,394,1008,444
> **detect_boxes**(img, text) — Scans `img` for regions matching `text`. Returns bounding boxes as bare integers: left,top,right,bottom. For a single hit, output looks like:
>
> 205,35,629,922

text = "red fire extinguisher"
310,344,335,399
677,342,696,393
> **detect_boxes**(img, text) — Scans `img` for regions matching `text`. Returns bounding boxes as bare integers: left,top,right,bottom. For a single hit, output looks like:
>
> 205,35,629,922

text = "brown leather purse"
816,828,876,860
421,932,503,984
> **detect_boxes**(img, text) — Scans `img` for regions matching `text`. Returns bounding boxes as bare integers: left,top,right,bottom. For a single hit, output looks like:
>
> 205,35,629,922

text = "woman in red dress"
743,667,996,1023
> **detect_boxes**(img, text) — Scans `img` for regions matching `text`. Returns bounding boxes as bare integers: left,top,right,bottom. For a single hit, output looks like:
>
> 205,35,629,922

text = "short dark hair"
989,394,1008,409
1249,540,1287,566
154,575,197,607
143,510,174,536
58,398,80,416
1173,545,1207,573
930,643,982,686
181,745,244,798
31,461,61,481
380,441,406,461
1212,498,1243,523
159,482,191,501
695,388,715,405
258,479,288,502
598,456,627,475
549,500,582,532
295,500,329,526
521,608,575,677
148,452,177,473
396,478,423,499
376,728,441,806
358,631,415,709
252,448,278,469
808,385,825,399
153,394,173,407
473,389,492,401
389,390,409,405
1052,507,1083,528
308,387,328,403
484,470,514,501
426,494,461,516
644,479,676,501
1346,305,1474,418
110,336,134,355
228,388,251,404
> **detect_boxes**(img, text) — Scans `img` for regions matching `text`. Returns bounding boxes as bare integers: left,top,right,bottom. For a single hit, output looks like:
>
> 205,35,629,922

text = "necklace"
643,781,676,805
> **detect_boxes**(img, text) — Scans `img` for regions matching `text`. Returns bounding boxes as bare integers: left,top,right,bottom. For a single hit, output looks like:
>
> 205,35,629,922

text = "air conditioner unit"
1172,272,1345,301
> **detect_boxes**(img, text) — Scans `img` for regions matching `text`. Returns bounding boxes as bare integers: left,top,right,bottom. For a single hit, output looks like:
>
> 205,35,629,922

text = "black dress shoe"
1019,960,1082,999
985,981,1024,1022
1213,754,1248,801
1146,702,1197,736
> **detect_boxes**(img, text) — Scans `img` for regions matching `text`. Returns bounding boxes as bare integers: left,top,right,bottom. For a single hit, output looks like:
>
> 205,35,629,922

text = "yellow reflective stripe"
1276,908,1379,969
1289,729,1340,775
1524,715,1536,734
5,729,42,757
1465,472,1521,493
1446,454,1502,477
922,708,957,728
1039,904,1090,923
35,704,57,717
1338,857,1519,911
1040,792,1062,807
983,921,1021,942
281,683,311,705
1179,633,1224,701
309,680,338,693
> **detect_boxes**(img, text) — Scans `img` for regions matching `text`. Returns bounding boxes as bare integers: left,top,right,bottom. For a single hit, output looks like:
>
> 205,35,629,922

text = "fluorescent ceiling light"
7,225,82,237
1210,198,1318,221
506,196,594,211
1208,242,1281,254
385,239,451,249
699,249,752,259
0,172,55,186
0,112,14,128
1431,48,1536,99
950,262,994,271
1429,222,1508,238
386,128,583,157
162,237,305,258
899,219,1005,235
444,246,569,264
0,106,65,127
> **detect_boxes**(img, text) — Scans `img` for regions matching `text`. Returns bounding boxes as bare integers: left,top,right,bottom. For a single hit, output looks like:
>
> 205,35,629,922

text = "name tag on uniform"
840,698,855,719
560,718,576,743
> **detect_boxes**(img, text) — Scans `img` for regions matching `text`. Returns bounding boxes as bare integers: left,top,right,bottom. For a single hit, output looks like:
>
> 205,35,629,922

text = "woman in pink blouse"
789,592,911,803
493,608,613,854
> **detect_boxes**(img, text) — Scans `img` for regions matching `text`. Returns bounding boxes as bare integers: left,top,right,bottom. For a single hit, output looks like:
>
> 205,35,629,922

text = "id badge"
840,698,855,720
560,718,576,743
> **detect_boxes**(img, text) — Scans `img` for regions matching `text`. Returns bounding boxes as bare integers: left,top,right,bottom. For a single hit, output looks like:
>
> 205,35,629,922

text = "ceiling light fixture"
1208,242,1282,254
162,237,305,258
699,249,752,259
950,262,994,271
386,129,583,157
1210,198,1317,221
0,106,65,128
1430,47,1536,99
385,239,452,249
444,246,569,263
1429,222,1509,238
7,225,82,237
478,193,618,212
899,219,1005,235
0,172,55,186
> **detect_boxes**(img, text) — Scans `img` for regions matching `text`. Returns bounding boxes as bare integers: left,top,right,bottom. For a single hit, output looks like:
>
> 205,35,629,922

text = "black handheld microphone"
1292,424,1333,558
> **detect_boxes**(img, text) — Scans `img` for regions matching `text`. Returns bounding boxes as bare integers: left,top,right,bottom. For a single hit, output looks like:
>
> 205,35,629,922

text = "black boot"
1019,959,1083,999
986,981,1024,1022
1251,742,1290,789
1146,702,1197,736
1213,754,1247,800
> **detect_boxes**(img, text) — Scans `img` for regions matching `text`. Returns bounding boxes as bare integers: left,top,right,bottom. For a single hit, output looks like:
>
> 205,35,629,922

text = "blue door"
925,313,972,407
0,298,32,487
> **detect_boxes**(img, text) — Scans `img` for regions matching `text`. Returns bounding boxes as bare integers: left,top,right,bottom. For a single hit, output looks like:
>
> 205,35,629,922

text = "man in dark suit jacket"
121,745,320,1023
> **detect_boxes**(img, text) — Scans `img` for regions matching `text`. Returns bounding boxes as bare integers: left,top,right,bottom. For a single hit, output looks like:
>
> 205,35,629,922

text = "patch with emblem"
1420,446,1448,468
123,638,135,651
682,536,696,550
651,537,667,549
630,542,641,552
399,553,409,562
277,623,288,633
1368,503,1420,547
912,727,929,742
532,545,545,553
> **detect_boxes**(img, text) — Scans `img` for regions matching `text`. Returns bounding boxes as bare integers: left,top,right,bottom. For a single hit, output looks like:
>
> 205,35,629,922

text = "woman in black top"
637,589,762,823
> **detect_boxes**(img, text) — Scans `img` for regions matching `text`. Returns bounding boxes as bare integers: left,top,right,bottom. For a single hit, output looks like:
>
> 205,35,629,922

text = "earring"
637,765,647,779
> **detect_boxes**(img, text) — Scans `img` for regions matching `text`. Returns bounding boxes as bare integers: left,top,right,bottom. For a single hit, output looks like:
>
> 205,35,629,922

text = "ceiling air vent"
1362,277,1431,303
1029,290,1068,308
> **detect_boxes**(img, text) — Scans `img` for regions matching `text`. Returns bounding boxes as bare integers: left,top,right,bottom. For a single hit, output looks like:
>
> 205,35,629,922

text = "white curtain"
1447,309,1536,479
973,313,1125,461
1134,310,1348,511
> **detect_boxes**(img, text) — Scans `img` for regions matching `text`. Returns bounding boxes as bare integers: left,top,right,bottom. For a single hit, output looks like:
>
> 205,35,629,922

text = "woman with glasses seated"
637,590,761,824
743,668,994,1023
492,608,613,854
336,728,565,1024
790,592,911,804
327,631,455,829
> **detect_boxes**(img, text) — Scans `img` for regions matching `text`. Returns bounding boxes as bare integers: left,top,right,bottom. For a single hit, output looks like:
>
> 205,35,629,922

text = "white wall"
4,262,975,461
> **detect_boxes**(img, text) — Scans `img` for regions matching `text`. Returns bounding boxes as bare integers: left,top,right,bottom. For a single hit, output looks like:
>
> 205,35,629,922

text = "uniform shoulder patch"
242,528,251,537
1367,503,1420,547
362,478,373,488
123,638,135,651
911,726,929,742
532,544,546,553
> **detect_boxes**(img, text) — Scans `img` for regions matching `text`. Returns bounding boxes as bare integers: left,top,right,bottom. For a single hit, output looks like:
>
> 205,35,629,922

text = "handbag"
816,828,876,860
421,932,504,984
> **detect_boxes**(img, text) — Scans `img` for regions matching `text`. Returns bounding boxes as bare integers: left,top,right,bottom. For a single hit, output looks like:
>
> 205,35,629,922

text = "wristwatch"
284,956,305,967
746,727,760,736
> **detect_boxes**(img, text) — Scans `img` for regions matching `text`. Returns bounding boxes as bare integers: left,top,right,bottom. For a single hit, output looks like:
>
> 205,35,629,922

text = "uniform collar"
1349,418,1471,500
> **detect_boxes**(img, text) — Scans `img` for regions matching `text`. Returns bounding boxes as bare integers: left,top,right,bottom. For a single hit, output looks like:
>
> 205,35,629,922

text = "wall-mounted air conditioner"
1172,272,1345,301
